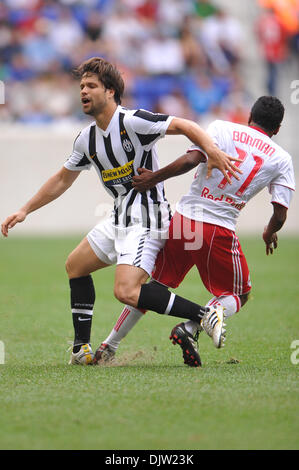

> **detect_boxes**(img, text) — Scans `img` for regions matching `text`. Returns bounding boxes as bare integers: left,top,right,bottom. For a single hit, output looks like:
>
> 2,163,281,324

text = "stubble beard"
83,98,107,117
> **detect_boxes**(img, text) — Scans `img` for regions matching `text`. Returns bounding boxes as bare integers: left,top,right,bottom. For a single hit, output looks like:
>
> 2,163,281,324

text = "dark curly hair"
74,57,124,105
250,96,284,133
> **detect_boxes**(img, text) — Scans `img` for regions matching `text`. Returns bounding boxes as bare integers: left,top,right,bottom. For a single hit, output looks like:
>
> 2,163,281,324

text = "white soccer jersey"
176,120,295,231
64,106,173,230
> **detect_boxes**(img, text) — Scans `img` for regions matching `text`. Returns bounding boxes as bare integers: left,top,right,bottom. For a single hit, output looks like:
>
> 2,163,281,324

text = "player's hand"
132,168,156,192
206,146,242,184
1,210,27,237
262,227,278,255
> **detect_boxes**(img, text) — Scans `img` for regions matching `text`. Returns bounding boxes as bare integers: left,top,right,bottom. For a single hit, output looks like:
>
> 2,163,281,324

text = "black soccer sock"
137,280,207,322
69,275,95,351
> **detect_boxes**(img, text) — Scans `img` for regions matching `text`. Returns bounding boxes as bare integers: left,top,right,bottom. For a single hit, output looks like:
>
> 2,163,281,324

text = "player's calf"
137,280,207,322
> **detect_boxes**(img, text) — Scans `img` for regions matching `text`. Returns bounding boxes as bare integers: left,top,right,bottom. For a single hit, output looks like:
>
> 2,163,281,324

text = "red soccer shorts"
152,212,251,297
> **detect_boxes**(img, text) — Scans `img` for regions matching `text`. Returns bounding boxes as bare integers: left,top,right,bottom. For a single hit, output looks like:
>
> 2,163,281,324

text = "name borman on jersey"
64,106,174,230
233,130,275,156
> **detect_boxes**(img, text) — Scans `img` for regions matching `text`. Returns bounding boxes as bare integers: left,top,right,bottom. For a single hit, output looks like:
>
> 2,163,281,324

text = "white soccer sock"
183,294,241,335
206,295,241,318
102,306,145,351
184,320,201,336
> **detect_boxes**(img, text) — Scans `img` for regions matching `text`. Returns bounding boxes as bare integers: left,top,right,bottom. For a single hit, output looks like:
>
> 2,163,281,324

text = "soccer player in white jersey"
1,57,241,365
100,96,295,367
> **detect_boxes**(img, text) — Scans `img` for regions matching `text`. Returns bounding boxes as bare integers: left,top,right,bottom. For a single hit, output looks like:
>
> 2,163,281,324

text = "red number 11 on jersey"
218,147,264,196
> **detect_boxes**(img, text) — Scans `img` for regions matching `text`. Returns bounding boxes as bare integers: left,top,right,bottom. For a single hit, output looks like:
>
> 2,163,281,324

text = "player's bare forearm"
167,117,215,152
166,117,242,183
1,167,79,237
263,203,287,255
132,151,202,191
21,168,78,215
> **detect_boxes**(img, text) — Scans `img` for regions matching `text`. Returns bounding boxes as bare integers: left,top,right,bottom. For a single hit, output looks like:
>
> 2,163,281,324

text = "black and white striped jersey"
64,106,173,230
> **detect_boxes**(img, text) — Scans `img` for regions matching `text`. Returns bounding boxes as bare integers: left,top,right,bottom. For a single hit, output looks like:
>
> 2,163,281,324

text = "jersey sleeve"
268,184,294,208
129,109,174,149
268,156,295,208
64,132,92,172
205,120,225,149
185,120,224,161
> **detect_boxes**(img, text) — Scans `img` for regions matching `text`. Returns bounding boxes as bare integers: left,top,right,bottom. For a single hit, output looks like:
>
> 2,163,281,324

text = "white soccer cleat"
201,305,226,348
69,343,94,365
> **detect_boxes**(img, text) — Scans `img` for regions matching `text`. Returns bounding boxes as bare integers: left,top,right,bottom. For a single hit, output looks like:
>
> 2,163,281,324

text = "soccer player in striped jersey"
101,96,295,367
1,57,241,366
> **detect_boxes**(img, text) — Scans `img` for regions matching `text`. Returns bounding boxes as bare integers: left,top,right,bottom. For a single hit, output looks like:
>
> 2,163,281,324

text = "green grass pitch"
0,235,298,450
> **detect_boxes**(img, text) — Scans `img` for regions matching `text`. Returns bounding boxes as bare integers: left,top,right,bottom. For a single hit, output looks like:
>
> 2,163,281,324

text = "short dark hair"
74,57,124,105
250,96,284,133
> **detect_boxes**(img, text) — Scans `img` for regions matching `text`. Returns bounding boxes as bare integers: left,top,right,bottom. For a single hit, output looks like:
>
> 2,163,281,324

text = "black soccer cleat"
170,323,202,367
93,343,115,365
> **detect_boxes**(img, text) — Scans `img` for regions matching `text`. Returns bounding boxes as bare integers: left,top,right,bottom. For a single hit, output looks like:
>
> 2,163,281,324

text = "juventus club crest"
122,138,133,153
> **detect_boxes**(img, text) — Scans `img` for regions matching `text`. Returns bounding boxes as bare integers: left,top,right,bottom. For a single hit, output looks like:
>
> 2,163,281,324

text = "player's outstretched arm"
262,203,288,255
1,167,79,237
132,150,203,192
166,117,242,184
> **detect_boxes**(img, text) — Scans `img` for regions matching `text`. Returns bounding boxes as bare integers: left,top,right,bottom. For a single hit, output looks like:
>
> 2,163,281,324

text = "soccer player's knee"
65,255,72,275
65,254,78,278
114,283,135,306
240,292,250,307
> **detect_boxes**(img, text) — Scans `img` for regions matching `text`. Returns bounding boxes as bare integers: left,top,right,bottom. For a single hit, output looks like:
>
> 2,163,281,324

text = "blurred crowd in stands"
0,0,298,126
